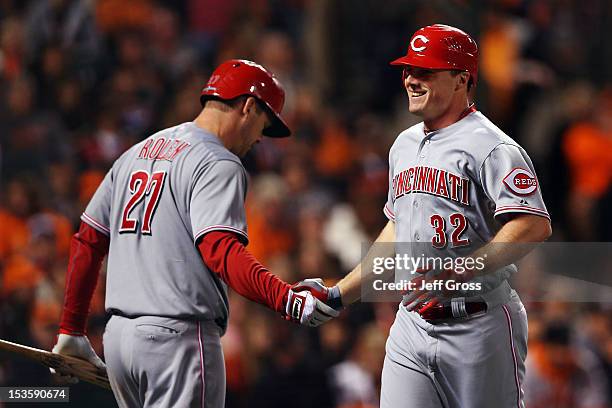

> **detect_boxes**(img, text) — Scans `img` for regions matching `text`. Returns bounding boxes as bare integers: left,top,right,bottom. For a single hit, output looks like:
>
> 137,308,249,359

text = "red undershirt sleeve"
59,222,110,335
197,231,290,314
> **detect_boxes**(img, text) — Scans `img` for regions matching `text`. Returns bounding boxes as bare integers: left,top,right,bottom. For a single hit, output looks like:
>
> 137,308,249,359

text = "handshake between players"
284,278,344,327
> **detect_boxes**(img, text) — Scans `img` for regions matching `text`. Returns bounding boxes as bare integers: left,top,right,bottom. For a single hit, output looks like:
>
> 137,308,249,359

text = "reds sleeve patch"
503,168,538,196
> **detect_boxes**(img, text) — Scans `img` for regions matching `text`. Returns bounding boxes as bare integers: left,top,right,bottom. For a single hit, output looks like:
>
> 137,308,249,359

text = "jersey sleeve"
81,168,113,236
198,231,290,314
60,222,110,335
191,160,249,244
383,153,396,222
480,143,550,220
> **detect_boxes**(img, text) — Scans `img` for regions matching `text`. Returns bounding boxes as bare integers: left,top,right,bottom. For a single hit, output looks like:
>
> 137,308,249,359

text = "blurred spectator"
563,87,612,240
79,110,127,168
2,212,70,298
328,324,386,408
161,78,207,127
25,0,101,81
47,162,80,223
96,0,153,34
577,306,612,403
187,0,240,58
518,81,596,236
245,174,295,263
0,16,25,80
29,299,60,351
32,44,66,108
0,76,70,178
525,321,608,408
314,112,355,182
0,1,611,406
148,6,198,82
56,79,87,131
479,10,521,127
0,177,33,261
323,203,370,270
248,324,334,408
256,31,298,117
78,169,106,208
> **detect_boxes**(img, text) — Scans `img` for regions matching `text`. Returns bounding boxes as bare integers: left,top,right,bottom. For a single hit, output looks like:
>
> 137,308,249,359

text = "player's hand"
50,334,106,384
291,278,343,310
285,279,341,327
402,267,476,311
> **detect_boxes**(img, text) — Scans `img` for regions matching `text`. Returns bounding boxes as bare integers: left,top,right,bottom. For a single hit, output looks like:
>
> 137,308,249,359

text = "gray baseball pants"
103,315,225,408
381,282,528,408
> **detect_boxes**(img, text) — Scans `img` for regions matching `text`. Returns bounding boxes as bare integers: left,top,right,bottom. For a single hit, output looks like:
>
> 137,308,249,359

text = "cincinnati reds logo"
410,35,429,52
503,168,538,196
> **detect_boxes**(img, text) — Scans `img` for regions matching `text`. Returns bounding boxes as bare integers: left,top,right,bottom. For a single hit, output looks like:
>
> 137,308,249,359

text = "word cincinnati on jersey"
392,165,470,205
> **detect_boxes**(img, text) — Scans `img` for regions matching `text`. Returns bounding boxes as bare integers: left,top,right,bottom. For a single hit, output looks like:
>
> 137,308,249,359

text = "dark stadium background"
0,1,611,407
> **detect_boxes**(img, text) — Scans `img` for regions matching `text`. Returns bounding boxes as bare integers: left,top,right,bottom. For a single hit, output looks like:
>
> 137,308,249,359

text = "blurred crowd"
0,0,611,407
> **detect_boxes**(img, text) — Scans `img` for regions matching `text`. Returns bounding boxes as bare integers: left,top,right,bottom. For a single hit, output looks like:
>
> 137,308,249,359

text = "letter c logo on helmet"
410,35,429,52
390,24,479,86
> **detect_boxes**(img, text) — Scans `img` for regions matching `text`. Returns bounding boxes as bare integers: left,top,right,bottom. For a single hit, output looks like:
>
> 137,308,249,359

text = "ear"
455,72,469,91
241,97,258,116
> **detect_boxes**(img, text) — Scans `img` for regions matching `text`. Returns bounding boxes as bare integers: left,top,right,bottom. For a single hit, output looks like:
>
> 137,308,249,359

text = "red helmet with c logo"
390,24,478,85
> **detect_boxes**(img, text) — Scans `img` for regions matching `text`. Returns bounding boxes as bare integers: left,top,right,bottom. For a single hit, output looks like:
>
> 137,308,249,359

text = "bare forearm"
338,221,396,305
471,214,552,276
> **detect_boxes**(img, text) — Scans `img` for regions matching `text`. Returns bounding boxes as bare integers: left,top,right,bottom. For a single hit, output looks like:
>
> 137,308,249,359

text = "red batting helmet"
390,24,478,85
201,59,291,137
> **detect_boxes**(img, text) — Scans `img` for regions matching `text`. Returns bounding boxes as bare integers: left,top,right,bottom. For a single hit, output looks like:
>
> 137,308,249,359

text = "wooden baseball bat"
0,338,111,390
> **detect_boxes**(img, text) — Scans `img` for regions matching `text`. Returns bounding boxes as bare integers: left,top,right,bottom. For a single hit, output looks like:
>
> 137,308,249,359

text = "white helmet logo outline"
410,35,429,52
503,168,538,196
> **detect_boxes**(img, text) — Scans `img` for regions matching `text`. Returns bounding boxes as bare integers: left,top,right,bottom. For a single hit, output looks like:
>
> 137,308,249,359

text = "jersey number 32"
119,170,167,235
430,213,469,249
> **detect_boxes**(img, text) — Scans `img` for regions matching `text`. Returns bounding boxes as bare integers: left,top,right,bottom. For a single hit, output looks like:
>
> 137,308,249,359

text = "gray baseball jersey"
380,110,548,408
82,121,248,333
384,110,549,295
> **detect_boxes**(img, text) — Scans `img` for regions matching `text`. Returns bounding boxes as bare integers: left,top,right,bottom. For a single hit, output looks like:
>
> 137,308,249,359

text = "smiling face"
403,66,469,130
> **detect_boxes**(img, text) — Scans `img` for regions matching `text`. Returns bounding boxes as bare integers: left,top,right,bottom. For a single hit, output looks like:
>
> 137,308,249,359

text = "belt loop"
451,297,468,318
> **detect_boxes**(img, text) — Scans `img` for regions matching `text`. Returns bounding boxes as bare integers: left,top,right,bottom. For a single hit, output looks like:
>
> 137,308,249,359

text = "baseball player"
50,59,338,407
302,25,552,407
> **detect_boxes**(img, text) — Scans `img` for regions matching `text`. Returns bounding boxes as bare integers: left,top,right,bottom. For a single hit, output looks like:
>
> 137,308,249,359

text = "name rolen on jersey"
81,122,249,333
